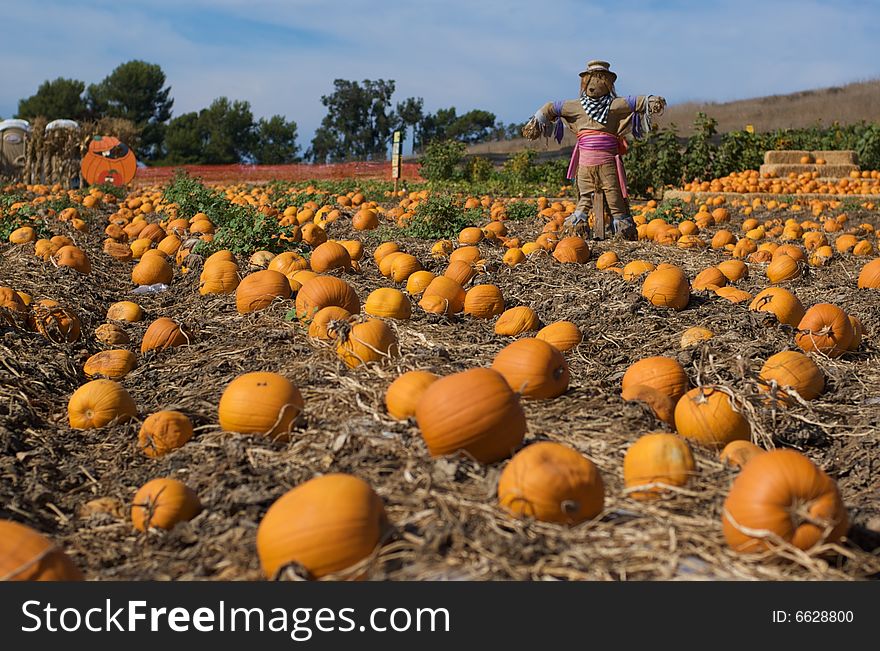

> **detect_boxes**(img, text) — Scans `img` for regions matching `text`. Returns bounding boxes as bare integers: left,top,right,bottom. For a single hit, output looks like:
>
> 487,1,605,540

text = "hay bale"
764,150,858,165
759,163,859,178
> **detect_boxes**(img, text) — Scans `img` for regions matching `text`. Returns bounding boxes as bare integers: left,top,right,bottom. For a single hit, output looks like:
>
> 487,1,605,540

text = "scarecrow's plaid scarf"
580,93,614,125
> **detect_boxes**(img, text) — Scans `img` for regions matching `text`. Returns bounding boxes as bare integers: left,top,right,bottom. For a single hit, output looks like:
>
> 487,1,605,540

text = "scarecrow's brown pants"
574,162,629,217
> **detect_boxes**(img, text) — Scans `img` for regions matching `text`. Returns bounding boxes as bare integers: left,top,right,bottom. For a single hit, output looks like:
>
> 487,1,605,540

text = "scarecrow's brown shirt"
540,96,648,137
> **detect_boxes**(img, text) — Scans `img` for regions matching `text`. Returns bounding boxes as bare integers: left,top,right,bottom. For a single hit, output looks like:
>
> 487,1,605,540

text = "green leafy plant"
402,193,478,240
505,200,537,221
420,140,468,182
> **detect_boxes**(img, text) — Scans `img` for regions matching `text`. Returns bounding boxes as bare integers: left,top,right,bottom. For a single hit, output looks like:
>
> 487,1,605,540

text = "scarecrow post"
391,130,402,193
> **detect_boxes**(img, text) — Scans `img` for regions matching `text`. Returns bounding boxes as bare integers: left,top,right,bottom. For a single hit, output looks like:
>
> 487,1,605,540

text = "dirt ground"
1,199,879,581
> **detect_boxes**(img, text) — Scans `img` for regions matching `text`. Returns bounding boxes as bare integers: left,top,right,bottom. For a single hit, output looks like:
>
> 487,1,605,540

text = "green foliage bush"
402,193,480,240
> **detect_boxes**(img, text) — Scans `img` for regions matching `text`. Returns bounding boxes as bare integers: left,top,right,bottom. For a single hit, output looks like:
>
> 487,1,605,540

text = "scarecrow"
523,60,666,240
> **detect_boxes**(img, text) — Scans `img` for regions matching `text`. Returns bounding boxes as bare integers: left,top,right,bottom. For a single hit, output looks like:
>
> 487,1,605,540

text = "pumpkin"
847,315,863,351
373,242,400,264
353,209,378,230
711,230,736,249
405,270,435,296
139,223,167,243
674,386,750,448
310,241,352,273
716,259,748,282
415,368,526,463
295,276,360,320
766,253,800,283
503,248,526,266
389,253,422,282
106,300,143,322
621,357,689,403
137,411,193,458
103,240,133,261
131,255,172,286
722,449,848,552
32,304,81,343
444,259,476,286
157,234,181,256
622,260,655,281
775,244,806,263
595,251,619,270
9,226,36,244
498,442,604,524
430,240,452,258
692,267,727,291
249,250,275,268
795,303,853,358
94,322,130,345
552,236,590,263
218,372,304,440
83,349,137,379
759,350,824,401
256,474,386,579
621,384,676,427
449,246,481,264
419,276,465,315
141,317,191,353
857,258,880,288
131,478,202,532
377,251,404,277
53,245,91,274
307,306,351,340
641,266,689,310
68,379,137,429
335,318,399,368
268,251,309,277
199,260,240,295
494,306,541,336
463,284,505,318
715,286,753,304
385,370,439,420
535,321,582,351
364,288,411,320
235,270,292,314
680,326,714,348
719,440,764,469
748,287,805,327
0,520,83,581
491,338,569,399
623,433,695,500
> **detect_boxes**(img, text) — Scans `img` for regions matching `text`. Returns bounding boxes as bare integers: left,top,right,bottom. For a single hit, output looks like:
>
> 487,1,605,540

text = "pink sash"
567,130,630,199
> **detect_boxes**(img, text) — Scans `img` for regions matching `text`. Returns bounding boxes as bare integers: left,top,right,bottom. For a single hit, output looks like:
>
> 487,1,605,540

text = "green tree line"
12,61,522,166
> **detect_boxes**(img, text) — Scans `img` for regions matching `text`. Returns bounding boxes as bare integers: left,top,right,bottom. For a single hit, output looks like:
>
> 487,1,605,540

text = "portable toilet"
0,118,30,178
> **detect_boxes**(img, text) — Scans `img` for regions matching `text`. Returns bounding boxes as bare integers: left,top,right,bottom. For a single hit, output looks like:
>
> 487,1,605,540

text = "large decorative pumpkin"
256,474,387,579
218,372,304,440
131,478,202,532
310,241,352,273
674,386,750,448
415,368,526,463
0,520,83,581
722,449,848,552
364,288,411,320
81,135,137,186
419,276,466,315
794,303,853,358
199,260,240,295
132,255,172,286
551,236,591,264
497,442,604,524
68,379,137,429
491,338,569,399
623,433,695,500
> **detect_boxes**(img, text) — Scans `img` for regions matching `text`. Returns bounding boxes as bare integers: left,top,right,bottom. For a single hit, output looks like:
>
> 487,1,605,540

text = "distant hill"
466,79,880,159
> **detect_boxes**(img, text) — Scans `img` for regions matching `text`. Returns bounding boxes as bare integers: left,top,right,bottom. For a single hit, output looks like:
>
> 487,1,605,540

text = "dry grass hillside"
468,79,880,157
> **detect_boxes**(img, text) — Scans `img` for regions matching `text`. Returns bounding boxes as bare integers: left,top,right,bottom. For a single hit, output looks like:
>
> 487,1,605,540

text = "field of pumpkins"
1,175,879,581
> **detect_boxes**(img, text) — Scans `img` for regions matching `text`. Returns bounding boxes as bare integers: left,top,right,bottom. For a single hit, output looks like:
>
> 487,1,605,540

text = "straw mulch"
0,197,878,581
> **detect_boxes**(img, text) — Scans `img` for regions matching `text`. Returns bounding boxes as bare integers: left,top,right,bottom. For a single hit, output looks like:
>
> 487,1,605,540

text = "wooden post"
391,130,402,194
593,191,606,239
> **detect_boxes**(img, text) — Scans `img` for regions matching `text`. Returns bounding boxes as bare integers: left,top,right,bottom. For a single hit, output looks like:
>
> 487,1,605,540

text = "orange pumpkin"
141,317,191,354
236,270,292,314
94,323,130,346
53,245,91,274
218,372,304,440
385,371,439,421
621,384,676,427
641,266,689,310
552,236,591,263
295,276,360,320
680,326,714,348
0,520,83,580
748,287,805,327
674,386,750,449
306,306,351,340
719,440,764,469
795,303,853,358
857,258,880,288
759,350,824,401
623,433,695,500
364,288,411,320
463,284,505,319
692,267,727,291
621,357,689,403
722,449,848,552
131,478,202,532
137,411,194,458
199,260,240,295
415,368,526,463
256,474,387,579
68,379,137,429
491,338,569,399
535,321,582,351
310,241,352,273
498,442,604,524
419,276,466,315
83,349,137,379
335,318,399,368
494,306,541,336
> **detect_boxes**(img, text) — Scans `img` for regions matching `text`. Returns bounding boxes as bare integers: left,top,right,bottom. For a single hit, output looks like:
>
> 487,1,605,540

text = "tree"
163,112,204,165
395,97,423,155
17,78,88,121
445,109,497,143
163,98,257,165
253,115,300,164
86,60,173,160
418,107,458,147
309,79,397,163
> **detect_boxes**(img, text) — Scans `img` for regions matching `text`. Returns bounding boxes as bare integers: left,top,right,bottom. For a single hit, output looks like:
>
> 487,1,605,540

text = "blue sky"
2,0,878,150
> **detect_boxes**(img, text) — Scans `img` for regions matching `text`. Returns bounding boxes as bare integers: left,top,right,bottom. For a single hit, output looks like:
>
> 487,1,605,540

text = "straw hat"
579,60,617,82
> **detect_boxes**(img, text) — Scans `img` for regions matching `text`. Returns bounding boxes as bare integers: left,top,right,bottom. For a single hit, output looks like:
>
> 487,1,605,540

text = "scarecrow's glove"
564,210,588,227
612,215,638,241
647,96,667,115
